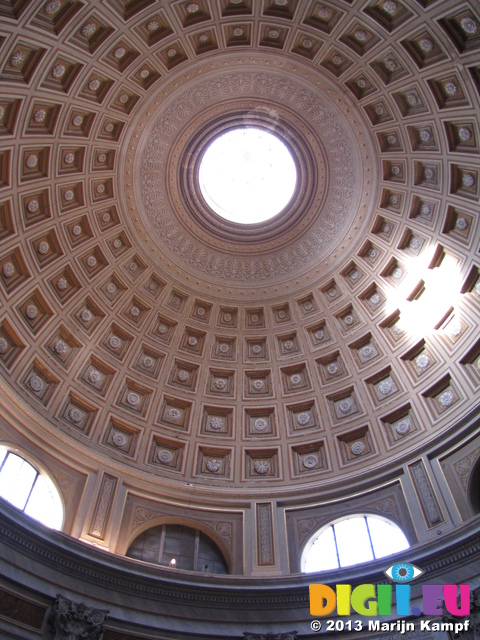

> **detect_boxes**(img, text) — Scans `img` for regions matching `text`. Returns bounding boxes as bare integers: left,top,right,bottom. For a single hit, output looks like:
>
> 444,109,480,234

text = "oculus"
198,127,297,224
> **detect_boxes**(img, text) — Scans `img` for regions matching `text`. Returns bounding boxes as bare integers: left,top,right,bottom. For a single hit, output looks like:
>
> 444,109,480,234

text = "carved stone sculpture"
48,595,108,640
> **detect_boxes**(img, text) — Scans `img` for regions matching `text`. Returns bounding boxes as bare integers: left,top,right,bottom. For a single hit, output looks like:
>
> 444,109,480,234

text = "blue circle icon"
384,562,424,583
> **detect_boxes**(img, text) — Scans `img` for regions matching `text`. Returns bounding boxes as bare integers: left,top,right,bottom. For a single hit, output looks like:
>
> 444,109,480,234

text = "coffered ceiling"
0,0,479,507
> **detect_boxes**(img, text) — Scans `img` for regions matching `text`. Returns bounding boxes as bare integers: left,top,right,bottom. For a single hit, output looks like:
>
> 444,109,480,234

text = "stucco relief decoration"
364,497,401,523
410,462,444,527
296,498,400,547
257,503,274,566
201,520,233,549
132,61,370,282
89,475,116,540
131,507,233,549
297,517,325,546
254,460,270,475
49,468,74,506
132,506,163,532
206,458,221,473
454,447,480,490
48,596,108,640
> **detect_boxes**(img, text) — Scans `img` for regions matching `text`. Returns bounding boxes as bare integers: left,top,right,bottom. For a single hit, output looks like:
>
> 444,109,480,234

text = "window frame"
301,513,410,574
0,445,64,531
126,523,229,574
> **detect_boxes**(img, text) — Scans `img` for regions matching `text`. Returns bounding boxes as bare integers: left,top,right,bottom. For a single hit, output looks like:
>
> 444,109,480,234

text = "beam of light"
384,246,463,339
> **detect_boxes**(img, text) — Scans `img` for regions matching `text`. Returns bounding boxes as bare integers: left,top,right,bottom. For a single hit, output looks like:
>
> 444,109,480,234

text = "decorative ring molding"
127,56,374,284
178,109,316,244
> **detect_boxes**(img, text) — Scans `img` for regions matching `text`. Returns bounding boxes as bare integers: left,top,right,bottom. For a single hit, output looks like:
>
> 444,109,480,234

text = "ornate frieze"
454,447,480,490
129,58,372,283
257,503,275,566
409,461,445,528
89,474,117,540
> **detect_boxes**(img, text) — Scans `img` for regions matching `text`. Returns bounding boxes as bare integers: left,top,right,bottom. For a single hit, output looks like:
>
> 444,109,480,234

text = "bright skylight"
302,515,410,573
199,127,297,224
0,447,64,530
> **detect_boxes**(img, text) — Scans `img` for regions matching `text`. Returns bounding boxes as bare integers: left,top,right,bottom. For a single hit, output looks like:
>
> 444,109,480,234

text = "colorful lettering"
309,579,470,617
309,584,336,616
444,584,470,616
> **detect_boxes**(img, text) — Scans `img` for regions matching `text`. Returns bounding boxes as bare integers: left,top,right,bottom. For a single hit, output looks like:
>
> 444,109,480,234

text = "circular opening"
198,127,297,224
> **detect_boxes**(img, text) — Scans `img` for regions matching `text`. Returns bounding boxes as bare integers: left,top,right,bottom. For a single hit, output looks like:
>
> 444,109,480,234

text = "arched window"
468,456,480,515
302,514,410,573
0,446,64,530
126,524,229,574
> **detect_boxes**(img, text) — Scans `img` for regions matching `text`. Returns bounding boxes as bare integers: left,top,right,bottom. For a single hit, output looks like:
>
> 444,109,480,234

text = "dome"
0,0,479,637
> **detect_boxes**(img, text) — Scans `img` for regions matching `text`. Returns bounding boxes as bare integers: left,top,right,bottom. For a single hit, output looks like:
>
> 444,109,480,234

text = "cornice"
0,501,479,612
